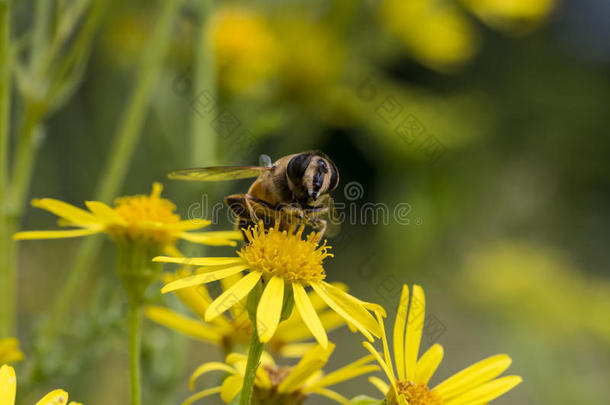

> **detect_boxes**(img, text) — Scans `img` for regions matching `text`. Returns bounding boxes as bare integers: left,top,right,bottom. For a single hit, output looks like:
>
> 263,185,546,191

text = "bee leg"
306,217,327,240
244,194,262,224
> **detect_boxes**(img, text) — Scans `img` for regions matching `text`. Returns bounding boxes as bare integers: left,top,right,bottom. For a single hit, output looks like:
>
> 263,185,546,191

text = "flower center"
389,380,443,405
263,365,293,386
107,183,180,245
238,222,332,283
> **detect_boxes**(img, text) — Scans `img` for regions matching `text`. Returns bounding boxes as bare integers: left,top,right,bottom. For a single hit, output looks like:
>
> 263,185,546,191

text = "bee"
168,151,341,237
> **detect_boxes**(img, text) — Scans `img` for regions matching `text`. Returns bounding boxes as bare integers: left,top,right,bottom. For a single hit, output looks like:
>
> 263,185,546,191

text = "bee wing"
324,197,342,237
168,166,270,182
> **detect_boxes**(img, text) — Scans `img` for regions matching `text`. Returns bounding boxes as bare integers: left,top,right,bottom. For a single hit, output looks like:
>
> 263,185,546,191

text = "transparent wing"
259,154,273,167
168,166,269,182
324,197,342,237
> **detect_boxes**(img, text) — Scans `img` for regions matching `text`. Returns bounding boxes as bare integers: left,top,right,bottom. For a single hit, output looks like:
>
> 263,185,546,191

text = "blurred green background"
5,0,610,404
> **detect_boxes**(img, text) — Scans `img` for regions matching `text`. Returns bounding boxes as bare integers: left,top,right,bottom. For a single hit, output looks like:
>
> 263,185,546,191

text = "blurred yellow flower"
380,0,557,71
461,241,610,345
0,339,23,365
462,0,557,32
182,343,378,405
210,5,278,92
146,269,346,357
380,0,478,72
0,364,82,405
14,183,240,251
272,17,344,96
364,285,521,405
154,222,383,348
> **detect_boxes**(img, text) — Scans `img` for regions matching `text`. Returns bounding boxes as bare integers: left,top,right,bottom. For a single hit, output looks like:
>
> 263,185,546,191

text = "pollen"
238,222,332,283
390,381,443,405
107,182,181,245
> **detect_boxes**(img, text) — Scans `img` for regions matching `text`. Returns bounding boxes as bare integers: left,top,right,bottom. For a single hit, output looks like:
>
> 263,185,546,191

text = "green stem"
9,105,42,213
29,0,50,72
240,327,264,405
95,0,181,201
115,241,162,405
190,0,217,167
0,0,12,339
128,300,142,405
42,0,181,342
0,104,41,338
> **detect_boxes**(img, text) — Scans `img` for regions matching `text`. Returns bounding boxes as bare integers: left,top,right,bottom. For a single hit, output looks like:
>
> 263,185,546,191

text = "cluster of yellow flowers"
9,183,522,405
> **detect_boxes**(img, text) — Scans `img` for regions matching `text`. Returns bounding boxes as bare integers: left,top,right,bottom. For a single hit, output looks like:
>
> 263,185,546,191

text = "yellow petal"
84,201,126,225
220,273,248,321
165,219,211,231
405,284,425,381
307,365,379,390
443,376,522,405
369,376,390,395
278,343,335,394
293,283,328,348
153,256,244,266
362,342,397,393
323,282,381,338
278,343,316,358
31,198,99,226
205,271,261,321
189,362,237,390
144,306,220,343
180,231,241,246
308,387,350,405
256,276,285,342
275,310,343,343
310,282,374,341
35,389,69,405
220,375,244,403
376,312,394,387
433,354,512,400
226,352,247,366
393,285,409,380
0,338,24,364
181,387,222,405
415,343,444,384
14,227,102,240
161,264,248,294
0,365,16,405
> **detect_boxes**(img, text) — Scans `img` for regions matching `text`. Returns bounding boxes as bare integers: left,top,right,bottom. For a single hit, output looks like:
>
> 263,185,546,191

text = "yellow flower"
145,269,347,357
380,0,478,72
0,364,82,405
364,285,522,405
154,222,383,348
210,5,278,92
462,0,557,32
182,343,378,405
0,339,23,365
271,17,344,96
13,183,240,251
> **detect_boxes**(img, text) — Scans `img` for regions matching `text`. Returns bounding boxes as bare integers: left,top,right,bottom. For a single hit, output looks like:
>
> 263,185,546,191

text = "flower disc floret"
107,183,181,245
238,222,331,283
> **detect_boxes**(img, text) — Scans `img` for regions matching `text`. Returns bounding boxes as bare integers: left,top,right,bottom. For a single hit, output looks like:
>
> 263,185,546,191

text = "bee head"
287,152,339,204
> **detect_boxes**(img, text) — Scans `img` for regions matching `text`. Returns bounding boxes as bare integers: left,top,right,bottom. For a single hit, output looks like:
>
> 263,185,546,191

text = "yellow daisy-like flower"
364,285,522,405
0,364,82,405
154,222,383,347
380,0,478,72
0,339,23,365
462,0,557,32
210,5,278,92
13,183,240,250
146,269,346,357
182,343,378,405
